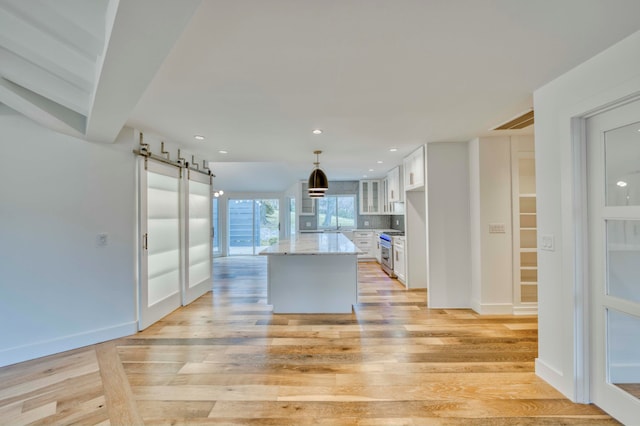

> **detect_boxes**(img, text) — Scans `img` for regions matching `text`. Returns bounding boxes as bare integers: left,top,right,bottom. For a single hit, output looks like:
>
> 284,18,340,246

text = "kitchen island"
259,232,361,313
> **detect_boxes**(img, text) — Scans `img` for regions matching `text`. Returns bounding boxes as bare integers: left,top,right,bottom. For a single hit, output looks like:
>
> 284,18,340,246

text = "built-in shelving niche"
512,151,538,314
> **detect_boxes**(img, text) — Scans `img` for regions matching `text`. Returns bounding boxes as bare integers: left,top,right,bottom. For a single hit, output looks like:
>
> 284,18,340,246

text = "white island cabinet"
259,233,362,313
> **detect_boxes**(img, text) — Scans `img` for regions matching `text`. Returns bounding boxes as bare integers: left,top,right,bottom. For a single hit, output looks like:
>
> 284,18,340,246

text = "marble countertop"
300,228,401,234
259,232,362,255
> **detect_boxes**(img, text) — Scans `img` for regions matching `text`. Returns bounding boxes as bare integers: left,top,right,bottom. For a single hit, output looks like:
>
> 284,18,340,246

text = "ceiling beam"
0,77,85,138
85,0,203,143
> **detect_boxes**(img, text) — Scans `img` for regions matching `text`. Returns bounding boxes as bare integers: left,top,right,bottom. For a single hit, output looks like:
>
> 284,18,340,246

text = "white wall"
405,190,427,289
426,142,471,308
534,30,640,401
468,136,514,314
0,114,137,367
469,139,481,308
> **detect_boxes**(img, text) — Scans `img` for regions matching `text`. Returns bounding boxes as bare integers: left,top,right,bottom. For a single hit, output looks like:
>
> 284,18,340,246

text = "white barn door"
138,158,182,330
183,170,212,305
587,99,640,423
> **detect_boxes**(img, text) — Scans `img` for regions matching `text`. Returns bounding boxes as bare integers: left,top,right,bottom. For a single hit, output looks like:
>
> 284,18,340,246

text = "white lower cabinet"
393,237,406,283
374,232,382,263
353,231,374,260
342,230,374,260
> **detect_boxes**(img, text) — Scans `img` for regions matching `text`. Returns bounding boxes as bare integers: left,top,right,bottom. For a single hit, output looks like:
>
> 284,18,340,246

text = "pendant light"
307,150,328,196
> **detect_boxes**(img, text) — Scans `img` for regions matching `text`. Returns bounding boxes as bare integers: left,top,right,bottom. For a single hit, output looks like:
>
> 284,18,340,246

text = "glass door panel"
228,199,279,255
606,220,640,304
255,199,279,253
229,199,255,255
607,309,640,399
289,197,296,237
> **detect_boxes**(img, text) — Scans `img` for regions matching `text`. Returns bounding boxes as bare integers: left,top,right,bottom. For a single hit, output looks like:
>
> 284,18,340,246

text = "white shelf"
520,248,537,253
520,193,537,197
521,281,538,286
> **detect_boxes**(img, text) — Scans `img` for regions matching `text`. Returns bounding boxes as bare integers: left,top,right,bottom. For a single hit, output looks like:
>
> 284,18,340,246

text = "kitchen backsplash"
390,215,404,231
299,216,317,230
300,214,399,231
357,215,391,229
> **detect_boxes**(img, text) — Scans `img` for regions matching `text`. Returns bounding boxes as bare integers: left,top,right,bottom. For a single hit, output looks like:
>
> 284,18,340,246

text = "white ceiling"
3,1,640,192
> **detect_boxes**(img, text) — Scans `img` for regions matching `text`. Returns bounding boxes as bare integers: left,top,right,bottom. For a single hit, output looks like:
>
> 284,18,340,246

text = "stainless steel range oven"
380,231,405,277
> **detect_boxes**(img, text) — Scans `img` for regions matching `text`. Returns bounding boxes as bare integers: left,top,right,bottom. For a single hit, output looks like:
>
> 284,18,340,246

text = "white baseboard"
0,321,137,368
472,302,513,315
513,305,538,315
535,357,575,401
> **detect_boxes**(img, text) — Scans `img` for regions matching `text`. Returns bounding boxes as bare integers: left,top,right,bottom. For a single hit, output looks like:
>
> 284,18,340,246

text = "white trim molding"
0,321,137,368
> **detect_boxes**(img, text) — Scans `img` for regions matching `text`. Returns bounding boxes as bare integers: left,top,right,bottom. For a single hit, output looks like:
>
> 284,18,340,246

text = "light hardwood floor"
0,257,618,425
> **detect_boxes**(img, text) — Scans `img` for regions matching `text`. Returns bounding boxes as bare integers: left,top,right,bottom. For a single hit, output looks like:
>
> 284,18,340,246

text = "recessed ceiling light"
617,181,628,187
219,150,228,154
389,148,398,152
312,129,323,135
194,135,205,140
368,169,374,172
377,160,383,164
363,175,368,178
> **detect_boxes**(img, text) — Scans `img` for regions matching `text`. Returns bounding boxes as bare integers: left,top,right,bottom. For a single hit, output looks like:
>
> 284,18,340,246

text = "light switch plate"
489,223,506,233
540,234,555,251
364,221,369,226
306,222,311,227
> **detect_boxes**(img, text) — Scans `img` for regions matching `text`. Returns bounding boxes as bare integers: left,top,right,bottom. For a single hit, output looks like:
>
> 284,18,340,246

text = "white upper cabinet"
387,165,403,203
359,179,382,214
403,145,425,191
382,166,403,214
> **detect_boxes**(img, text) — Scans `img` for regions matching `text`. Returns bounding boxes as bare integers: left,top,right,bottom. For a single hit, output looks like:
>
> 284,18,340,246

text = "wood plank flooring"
0,257,619,425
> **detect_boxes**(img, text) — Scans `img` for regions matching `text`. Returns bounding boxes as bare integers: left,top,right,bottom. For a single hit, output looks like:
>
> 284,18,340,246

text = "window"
317,195,356,229
289,197,296,236
212,198,220,256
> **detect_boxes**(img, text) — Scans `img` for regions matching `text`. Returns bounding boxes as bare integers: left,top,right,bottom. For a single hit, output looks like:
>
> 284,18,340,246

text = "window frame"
316,194,357,230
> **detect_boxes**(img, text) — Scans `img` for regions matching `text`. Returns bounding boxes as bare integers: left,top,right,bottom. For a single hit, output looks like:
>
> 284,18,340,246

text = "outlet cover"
306,222,311,227
396,219,399,225
540,234,555,251
364,221,369,226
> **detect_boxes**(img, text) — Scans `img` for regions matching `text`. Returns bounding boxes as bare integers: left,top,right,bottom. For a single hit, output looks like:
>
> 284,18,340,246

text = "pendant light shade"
308,150,329,195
